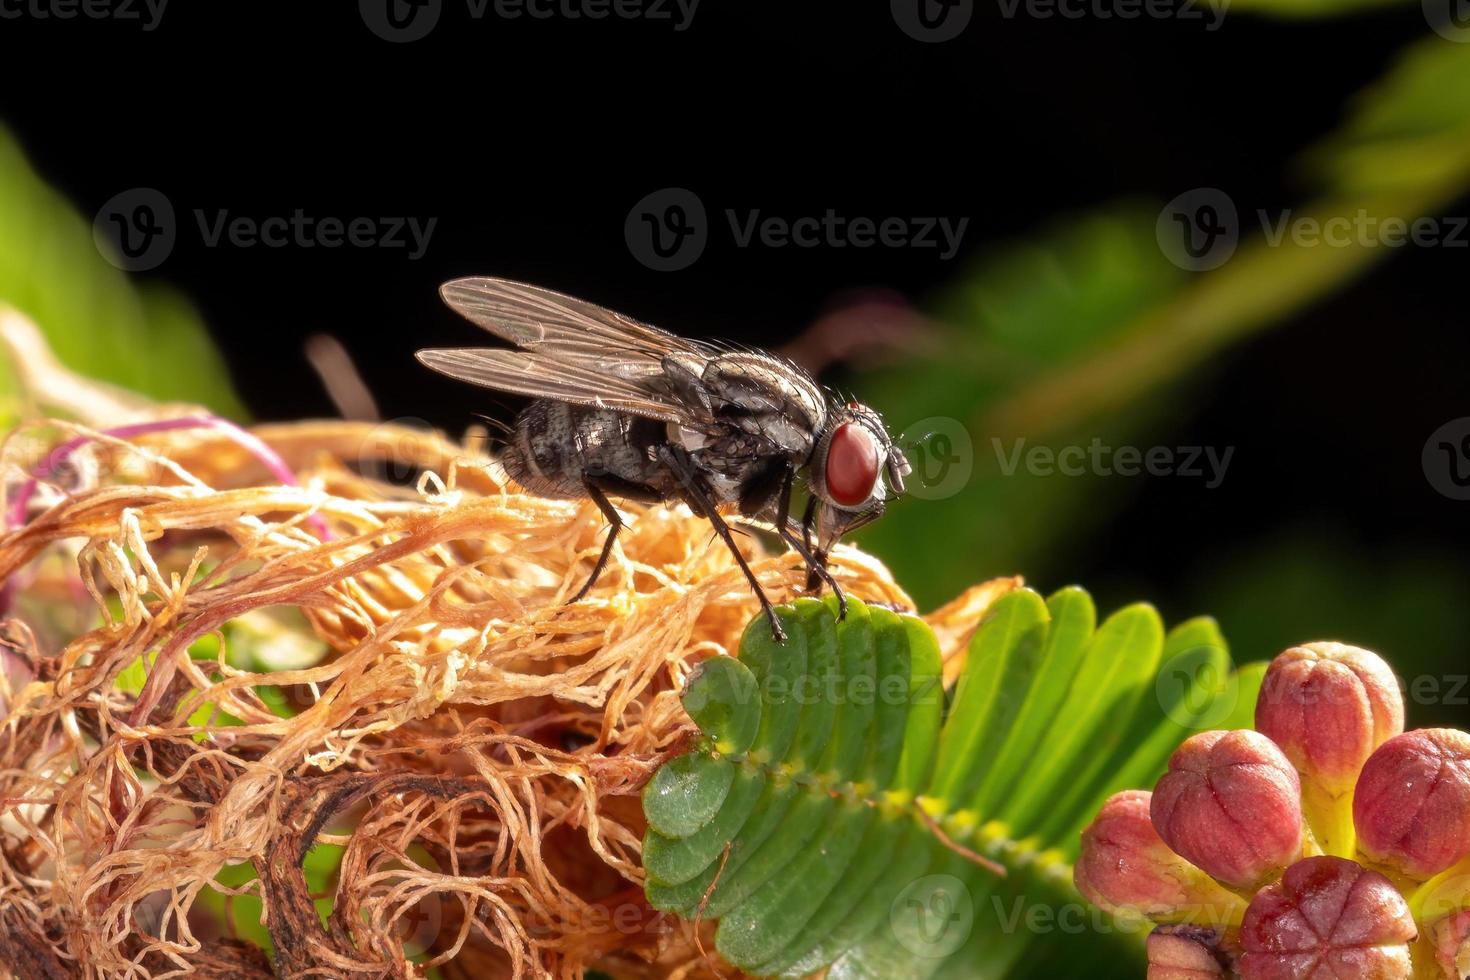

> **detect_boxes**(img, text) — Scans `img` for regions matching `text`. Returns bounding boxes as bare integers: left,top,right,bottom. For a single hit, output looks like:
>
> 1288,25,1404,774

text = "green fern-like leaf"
641,589,1266,978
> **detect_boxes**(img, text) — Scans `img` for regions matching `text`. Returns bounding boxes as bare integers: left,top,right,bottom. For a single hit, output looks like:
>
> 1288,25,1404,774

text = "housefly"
416,278,910,642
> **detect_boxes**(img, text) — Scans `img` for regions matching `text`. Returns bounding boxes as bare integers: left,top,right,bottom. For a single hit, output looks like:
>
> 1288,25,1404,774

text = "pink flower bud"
1076,790,1247,925
1430,909,1470,980
1151,730,1303,891
1354,728,1470,880
1255,642,1403,795
1146,925,1231,979
1237,856,1415,980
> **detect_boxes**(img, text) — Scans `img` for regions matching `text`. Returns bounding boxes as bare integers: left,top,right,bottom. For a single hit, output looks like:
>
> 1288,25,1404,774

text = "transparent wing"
415,348,685,423
428,277,827,434
439,277,703,361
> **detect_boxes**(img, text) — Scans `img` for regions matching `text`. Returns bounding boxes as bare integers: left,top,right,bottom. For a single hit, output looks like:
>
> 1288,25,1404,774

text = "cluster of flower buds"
1076,640,1470,978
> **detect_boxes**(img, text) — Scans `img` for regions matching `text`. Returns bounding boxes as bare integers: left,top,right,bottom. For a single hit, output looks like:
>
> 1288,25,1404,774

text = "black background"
3,2,1468,715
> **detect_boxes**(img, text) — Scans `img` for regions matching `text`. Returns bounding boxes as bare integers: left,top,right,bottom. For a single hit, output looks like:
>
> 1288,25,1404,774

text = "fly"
416,278,911,642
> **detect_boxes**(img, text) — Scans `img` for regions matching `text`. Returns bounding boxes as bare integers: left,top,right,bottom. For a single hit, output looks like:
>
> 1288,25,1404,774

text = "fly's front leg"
774,468,846,619
569,470,663,604
656,445,787,644
798,495,821,593
800,495,817,554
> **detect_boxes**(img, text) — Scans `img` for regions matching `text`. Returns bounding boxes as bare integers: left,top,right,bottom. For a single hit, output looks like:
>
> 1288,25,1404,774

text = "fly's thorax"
698,352,825,457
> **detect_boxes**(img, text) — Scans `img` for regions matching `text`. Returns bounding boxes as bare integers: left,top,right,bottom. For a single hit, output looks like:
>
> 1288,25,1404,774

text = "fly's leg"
775,468,846,619
656,445,787,644
797,494,821,593
568,470,662,604
800,495,817,555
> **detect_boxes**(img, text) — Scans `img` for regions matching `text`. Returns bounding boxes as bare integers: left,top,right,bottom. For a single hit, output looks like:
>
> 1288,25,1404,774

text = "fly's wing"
439,277,694,361
426,277,715,423
425,277,827,435
414,347,684,423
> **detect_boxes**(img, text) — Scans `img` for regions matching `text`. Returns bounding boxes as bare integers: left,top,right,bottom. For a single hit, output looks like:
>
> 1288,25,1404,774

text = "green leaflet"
642,589,1266,978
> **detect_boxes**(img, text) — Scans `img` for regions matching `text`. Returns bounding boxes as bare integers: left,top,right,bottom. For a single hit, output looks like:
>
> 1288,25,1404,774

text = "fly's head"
807,401,910,560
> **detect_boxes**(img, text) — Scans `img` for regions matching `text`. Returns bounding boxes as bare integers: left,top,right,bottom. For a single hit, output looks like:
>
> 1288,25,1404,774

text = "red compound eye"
825,422,879,508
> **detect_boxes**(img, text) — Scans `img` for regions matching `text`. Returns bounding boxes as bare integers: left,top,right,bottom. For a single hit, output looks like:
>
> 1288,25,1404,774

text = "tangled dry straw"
0,319,1016,979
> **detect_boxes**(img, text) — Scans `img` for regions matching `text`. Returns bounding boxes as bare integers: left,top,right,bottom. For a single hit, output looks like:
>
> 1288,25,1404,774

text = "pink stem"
7,415,329,539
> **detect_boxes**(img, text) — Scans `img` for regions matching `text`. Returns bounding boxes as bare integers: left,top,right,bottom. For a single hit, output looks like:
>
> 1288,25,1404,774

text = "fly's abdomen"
501,401,667,499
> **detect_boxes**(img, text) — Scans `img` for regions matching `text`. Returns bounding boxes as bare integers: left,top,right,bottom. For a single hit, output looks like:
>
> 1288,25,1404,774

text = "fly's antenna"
472,412,514,437
471,413,514,455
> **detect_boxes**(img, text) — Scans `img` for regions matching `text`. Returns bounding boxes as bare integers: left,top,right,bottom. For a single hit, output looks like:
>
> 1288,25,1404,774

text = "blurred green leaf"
1306,41,1470,193
0,126,244,417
